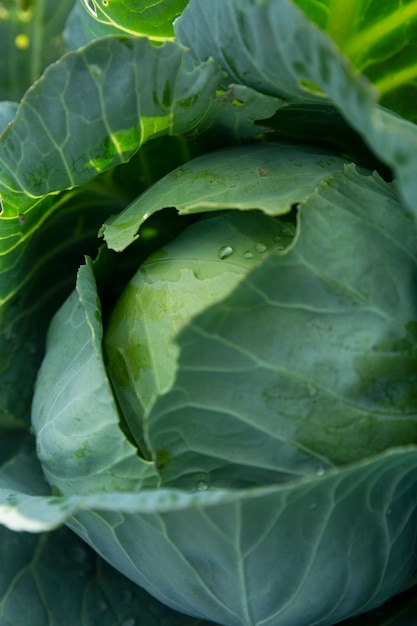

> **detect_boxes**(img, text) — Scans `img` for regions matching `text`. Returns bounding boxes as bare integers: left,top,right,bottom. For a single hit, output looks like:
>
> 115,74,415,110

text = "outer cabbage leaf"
2,446,416,626
175,0,417,216
31,259,157,496
292,0,417,124
0,524,213,626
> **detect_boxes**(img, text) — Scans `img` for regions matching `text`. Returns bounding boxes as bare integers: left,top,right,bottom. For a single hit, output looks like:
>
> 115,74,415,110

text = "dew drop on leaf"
195,472,209,491
218,245,234,260
255,242,267,253
244,250,254,259
316,466,326,477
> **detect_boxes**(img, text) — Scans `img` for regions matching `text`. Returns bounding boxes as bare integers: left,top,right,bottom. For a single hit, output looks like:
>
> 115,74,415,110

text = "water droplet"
18,213,26,225
316,466,326,477
102,0,109,5
121,619,135,626
218,245,233,260
255,242,267,253
309,503,317,511
272,234,281,243
195,472,209,491
83,0,97,17
244,250,254,259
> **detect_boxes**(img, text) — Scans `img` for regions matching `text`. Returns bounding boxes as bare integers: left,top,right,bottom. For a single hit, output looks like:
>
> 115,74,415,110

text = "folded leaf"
101,142,348,251
31,259,158,495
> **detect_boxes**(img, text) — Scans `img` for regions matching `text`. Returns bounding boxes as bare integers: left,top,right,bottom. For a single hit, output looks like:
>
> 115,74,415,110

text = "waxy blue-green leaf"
0,523,213,626
175,0,417,215
146,166,417,487
40,451,417,625
101,142,349,251
31,259,157,496
77,449,417,625
1,434,417,625
292,0,417,124
79,0,189,40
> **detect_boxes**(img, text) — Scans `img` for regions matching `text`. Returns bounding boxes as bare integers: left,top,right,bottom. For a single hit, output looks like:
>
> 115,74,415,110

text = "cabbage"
2,1,417,625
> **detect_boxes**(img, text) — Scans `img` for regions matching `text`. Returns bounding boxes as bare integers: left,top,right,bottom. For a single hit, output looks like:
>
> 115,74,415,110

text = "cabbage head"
31,143,417,626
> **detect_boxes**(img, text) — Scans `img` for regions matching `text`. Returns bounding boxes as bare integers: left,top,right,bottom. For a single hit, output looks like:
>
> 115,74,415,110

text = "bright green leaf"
292,0,417,124
79,0,189,40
